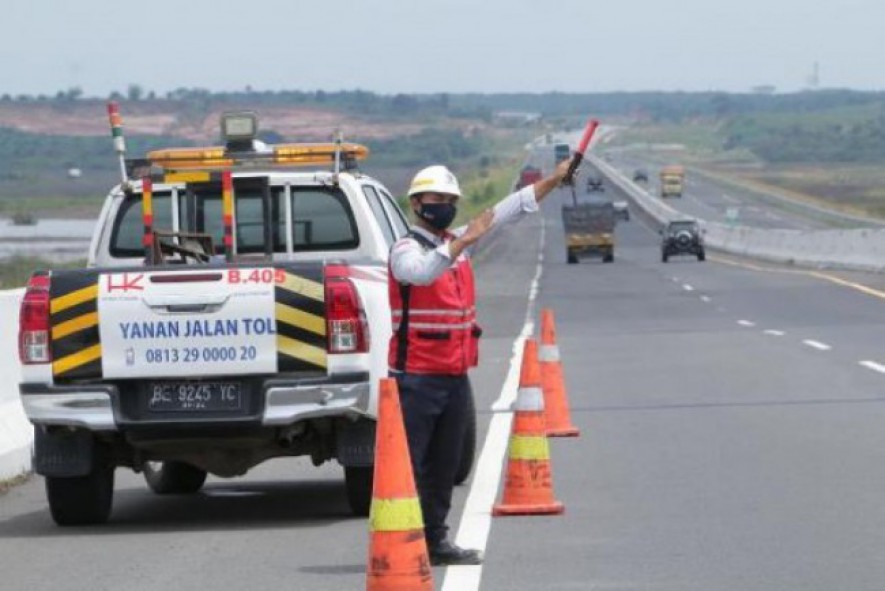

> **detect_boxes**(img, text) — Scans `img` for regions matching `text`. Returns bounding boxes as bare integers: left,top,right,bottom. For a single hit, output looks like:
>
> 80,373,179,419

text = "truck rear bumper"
19,372,371,431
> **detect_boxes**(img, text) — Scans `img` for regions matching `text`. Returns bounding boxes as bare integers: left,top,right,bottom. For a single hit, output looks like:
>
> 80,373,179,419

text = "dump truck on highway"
561,200,615,264
659,165,685,198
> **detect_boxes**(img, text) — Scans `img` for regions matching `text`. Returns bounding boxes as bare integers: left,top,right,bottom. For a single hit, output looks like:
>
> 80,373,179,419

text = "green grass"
0,256,87,289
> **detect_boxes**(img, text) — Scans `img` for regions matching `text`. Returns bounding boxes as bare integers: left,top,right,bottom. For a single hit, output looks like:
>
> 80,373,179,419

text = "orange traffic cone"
539,309,580,437
493,338,564,516
367,378,433,591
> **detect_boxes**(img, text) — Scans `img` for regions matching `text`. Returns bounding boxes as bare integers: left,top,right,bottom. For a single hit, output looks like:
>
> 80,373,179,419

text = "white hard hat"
407,165,461,198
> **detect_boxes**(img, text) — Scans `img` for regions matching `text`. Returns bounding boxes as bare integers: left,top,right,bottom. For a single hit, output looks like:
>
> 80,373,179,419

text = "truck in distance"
561,200,615,264
659,165,685,198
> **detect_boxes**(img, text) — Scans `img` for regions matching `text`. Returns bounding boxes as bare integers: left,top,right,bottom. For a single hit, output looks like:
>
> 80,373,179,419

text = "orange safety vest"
388,231,481,375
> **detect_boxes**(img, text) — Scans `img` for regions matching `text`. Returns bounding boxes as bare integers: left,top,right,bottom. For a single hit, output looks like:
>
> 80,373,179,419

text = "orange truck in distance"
659,165,685,198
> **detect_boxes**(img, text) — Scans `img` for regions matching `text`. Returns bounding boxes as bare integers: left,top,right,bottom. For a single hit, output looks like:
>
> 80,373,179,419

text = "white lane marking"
700,295,711,302
444,221,544,590
738,320,755,327
764,330,785,336
860,361,885,374
803,340,832,351
683,284,694,292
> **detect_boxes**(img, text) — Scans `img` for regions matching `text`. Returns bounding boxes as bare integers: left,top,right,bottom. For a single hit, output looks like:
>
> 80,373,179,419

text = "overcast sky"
3,0,884,96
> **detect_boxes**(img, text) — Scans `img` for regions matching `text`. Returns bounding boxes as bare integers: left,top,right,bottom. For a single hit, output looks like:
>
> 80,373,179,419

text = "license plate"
146,381,242,412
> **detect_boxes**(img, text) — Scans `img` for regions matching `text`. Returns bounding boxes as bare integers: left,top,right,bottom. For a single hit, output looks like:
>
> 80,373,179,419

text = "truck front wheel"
144,461,207,495
345,466,373,517
46,463,114,526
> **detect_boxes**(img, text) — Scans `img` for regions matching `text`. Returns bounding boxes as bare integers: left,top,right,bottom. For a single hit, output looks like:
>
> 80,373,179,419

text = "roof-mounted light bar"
145,142,369,171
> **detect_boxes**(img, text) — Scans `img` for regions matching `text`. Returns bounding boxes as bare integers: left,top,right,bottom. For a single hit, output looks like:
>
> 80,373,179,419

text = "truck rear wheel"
603,252,614,263
455,385,477,486
144,461,207,495
46,463,115,526
567,251,578,264
345,466,373,516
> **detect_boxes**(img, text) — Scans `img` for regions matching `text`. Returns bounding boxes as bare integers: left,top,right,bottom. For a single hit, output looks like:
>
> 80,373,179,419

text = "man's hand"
462,209,495,245
553,159,572,184
534,159,575,205
449,208,494,259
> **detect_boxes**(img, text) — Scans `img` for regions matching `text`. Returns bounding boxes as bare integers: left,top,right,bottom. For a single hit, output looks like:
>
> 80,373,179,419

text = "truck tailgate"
48,265,327,382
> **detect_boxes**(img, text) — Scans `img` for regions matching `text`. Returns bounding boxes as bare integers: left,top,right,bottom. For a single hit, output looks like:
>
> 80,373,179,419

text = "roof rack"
110,105,369,177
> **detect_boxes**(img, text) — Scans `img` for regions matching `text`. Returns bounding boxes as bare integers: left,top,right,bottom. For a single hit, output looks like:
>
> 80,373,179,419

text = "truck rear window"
110,185,359,258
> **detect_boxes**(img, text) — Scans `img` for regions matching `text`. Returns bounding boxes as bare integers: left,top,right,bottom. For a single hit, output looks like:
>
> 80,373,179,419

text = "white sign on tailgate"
98,270,278,378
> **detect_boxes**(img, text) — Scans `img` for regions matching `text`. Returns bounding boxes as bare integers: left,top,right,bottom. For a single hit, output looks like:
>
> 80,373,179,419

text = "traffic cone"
539,309,580,437
367,378,433,591
493,338,564,516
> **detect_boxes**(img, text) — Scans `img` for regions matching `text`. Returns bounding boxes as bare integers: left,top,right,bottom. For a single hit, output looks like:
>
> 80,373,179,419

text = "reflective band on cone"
369,498,424,533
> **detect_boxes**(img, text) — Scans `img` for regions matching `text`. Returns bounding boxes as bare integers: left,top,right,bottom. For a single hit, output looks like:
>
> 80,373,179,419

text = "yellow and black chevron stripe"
275,267,327,372
50,271,102,380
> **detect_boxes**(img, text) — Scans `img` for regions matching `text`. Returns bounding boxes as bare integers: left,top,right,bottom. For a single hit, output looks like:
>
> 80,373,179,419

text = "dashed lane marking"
803,340,832,351
860,361,885,374
683,284,694,291
738,320,756,327
764,330,786,336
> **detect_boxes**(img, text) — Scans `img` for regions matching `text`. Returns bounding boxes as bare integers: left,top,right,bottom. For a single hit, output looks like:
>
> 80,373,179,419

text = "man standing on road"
388,159,571,566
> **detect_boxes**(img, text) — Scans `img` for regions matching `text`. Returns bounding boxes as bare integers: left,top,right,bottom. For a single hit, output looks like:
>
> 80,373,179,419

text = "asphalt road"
606,152,881,230
4,166,885,590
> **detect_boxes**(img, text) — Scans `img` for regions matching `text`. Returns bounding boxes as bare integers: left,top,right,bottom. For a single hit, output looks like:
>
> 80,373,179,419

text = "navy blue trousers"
392,372,471,547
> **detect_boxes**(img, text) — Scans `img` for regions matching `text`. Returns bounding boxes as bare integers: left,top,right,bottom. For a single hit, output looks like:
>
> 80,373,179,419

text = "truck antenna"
107,102,129,188
333,128,343,183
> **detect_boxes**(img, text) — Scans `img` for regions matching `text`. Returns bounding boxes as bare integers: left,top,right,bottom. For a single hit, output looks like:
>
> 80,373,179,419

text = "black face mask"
418,202,457,231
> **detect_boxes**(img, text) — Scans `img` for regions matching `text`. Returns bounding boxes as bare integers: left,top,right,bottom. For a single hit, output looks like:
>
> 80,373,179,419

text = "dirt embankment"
0,101,442,142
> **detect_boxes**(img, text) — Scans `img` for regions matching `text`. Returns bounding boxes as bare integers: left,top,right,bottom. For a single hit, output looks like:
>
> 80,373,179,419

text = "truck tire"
698,249,706,262
454,386,477,486
567,251,578,264
345,466,373,517
662,252,669,263
144,461,207,495
46,463,115,526
603,252,614,263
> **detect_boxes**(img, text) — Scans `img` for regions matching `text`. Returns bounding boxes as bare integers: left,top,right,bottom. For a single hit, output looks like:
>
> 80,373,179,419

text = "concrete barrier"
591,155,885,273
0,288,31,481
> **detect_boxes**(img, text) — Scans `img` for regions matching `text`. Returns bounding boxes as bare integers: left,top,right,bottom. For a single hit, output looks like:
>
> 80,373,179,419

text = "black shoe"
428,539,483,566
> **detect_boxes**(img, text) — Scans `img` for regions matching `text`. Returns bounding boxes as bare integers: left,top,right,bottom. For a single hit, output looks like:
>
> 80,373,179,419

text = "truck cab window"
109,192,173,258
362,185,396,247
379,189,410,238
291,188,359,250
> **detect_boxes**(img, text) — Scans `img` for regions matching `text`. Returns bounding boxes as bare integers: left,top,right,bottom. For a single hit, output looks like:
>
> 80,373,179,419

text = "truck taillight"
325,271,369,354
19,274,52,364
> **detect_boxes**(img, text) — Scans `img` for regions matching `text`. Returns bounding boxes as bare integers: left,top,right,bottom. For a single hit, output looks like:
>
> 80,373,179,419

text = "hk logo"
106,273,144,293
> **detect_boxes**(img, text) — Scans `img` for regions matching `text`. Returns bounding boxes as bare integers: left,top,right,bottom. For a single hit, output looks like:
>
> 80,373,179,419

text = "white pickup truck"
17,111,475,525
